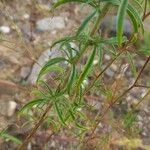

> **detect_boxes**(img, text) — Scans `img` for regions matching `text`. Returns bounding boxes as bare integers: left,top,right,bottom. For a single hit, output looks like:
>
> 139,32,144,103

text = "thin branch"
73,3,110,64
135,84,150,88
142,0,148,20
84,50,124,95
19,104,52,150
142,11,150,21
90,3,110,36
85,56,150,143
134,56,150,84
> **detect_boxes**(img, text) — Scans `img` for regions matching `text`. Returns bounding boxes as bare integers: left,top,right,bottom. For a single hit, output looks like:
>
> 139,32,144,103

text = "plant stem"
90,3,110,36
142,0,148,20
142,11,150,21
85,56,150,143
19,104,52,150
134,56,150,84
73,3,110,64
135,84,150,88
84,50,123,94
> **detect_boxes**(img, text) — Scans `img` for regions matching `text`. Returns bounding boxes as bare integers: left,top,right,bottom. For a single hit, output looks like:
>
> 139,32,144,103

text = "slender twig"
134,56,150,84
84,50,124,95
90,3,110,36
142,11,150,21
19,104,52,150
85,56,150,143
135,84,150,88
124,89,150,124
133,89,150,108
142,0,148,20
73,3,110,64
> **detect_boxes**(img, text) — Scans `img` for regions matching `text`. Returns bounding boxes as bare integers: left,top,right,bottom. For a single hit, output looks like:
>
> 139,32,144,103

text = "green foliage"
9,0,150,148
138,33,150,55
123,111,138,128
0,131,22,145
117,0,128,46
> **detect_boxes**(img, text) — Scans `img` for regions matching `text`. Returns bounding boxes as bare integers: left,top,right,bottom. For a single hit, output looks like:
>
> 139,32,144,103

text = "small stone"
104,54,111,61
23,13,30,19
0,26,10,34
20,66,31,79
0,99,17,117
93,59,98,65
137,115,143,121
142,131,147,136
7,101,17,117
36,16,65,32
111,64,118,72
105,68,114,77
27,143,32,150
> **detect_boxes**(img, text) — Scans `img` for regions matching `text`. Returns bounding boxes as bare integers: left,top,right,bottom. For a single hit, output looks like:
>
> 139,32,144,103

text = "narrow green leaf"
101,36,127,45
117,0,128,46
76,10,97,36
101,0,120,5
98,45,103,68
127,4,144,34
37,65,64,82
77,46,96,88
51,0,96,10
75,122,87,130
66,65,76,93
37,57,67,82
18,99,48,114
127,52,137,78
50,36,75,49
38,80,53,95
131,0,143,12
127,9,138,33
0,131,22,145
54,102,66,125
124,112,137,128
55,65,76,97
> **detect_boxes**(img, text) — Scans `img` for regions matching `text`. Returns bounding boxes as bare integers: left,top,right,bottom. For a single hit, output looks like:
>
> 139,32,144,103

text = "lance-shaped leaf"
51,0,96,10
50,36,75,49
55,65,76,96
127,4,144,34
0,131,22,145
127,51,137,78
18,98,48,114
77,46,96,89
76,10,97,36
54,101,66,125
101,0,120,5
117,0,128,46
37,57,67,82
127,9,138,34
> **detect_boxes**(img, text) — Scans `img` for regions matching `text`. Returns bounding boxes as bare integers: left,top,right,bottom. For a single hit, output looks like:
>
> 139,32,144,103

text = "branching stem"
85,56,150,143
19,104,52,150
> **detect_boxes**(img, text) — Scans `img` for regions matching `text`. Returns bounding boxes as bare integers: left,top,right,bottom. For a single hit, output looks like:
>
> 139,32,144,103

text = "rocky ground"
0,0,150,150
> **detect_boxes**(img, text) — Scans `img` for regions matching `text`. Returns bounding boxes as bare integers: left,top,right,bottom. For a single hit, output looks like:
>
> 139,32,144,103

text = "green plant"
1,0,150,149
